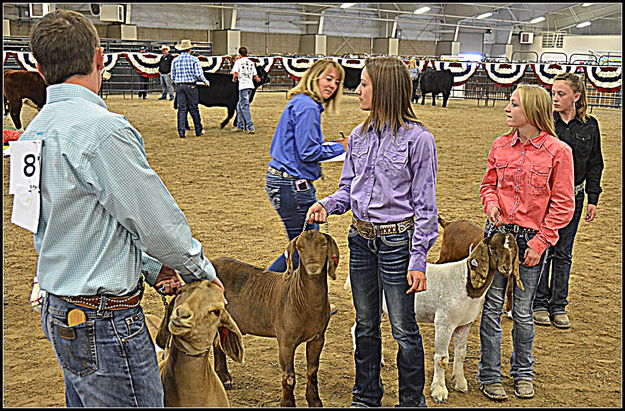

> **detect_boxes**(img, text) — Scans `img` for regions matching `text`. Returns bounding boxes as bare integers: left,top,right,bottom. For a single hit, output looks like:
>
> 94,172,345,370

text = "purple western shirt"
319,121,439,272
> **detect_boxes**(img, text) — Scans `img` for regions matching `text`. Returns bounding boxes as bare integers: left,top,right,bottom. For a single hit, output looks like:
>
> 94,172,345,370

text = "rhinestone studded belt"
351,216,414,240
57,288,143,311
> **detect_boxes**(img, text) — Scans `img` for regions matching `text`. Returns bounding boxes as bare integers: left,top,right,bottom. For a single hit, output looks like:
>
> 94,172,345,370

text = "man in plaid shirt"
171,39,210,138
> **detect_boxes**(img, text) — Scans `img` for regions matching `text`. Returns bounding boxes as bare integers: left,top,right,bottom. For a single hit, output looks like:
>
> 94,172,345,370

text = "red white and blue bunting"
103,53,121,73
482,63,527,87
198,55,228,73
248,57,277,74
3,52,621,94
123,52,161,78
584,65,621,93
430,60,479,86
530,63,579,88
282,57,320,80
13,51,39,72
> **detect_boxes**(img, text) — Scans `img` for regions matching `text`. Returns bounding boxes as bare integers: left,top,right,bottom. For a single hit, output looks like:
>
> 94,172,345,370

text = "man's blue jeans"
160,73,174,99
40,293,164,407
478,229,547,385
534,190,585,315
265,172,318,272
176,83,202,136
235,88,255,132
348,227,427,407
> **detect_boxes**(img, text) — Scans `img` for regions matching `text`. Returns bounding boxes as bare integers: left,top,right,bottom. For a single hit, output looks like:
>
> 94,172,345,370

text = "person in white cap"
158,45,175,100
170,39,210,138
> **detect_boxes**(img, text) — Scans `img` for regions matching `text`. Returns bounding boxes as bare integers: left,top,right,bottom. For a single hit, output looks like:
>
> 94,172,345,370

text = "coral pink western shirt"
480,130,575,256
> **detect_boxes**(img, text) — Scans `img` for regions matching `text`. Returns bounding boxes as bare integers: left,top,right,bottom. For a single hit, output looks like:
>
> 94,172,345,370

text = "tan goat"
210,229,340,407
146,281,244,407
437,215,521,312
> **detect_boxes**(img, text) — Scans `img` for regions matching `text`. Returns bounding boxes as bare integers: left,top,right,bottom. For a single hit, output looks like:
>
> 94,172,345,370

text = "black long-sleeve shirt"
554,111,604,205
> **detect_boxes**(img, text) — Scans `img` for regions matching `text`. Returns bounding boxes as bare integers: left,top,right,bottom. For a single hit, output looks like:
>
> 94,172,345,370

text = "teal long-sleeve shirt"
19,83,216,296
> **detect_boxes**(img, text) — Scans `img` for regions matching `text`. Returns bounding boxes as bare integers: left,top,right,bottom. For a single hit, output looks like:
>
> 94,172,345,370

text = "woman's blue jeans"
533,190,585,315
348,226,426,407
478,228,547,385
40,293,164,407
265,172,319,272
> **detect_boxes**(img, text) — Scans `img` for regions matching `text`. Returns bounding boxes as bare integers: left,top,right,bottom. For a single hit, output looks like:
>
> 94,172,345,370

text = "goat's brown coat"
211,230,339,407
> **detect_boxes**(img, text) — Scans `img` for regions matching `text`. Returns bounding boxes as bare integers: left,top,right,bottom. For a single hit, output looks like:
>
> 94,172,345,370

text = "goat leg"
305,336,324,407
451,323,471,394
278,340,298,407
213,346,233,389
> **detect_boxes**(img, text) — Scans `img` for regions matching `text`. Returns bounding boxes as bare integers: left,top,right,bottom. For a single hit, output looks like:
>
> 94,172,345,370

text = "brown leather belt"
351,216,414,240
57,288,143,311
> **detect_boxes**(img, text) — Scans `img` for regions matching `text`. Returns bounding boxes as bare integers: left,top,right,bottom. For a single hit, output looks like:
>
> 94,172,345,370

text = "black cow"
176,64,270,129
416,68,454,107
342,66,362,91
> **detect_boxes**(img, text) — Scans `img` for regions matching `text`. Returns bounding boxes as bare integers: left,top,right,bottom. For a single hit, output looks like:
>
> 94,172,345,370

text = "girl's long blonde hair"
287,59,345,114
554,72,589,123
507,84,557,138
361,57,420,136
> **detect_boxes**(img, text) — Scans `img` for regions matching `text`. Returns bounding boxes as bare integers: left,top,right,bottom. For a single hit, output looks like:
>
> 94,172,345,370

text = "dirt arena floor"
3,91,622,408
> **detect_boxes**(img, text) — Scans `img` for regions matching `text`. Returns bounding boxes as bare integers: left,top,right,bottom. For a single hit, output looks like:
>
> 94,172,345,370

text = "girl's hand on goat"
487,206,504,226
522,247,541,267
406,270,426,294
306,202,328,224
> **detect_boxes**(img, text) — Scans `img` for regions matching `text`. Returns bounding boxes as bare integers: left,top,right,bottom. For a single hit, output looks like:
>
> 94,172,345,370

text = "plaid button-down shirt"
170,52,209,84
17,84,216,296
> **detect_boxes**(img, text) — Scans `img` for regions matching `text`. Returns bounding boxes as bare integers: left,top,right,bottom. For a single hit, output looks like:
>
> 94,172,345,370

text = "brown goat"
210,229,339,407
3,69,47,130
147,281,244,407
437,215,521,312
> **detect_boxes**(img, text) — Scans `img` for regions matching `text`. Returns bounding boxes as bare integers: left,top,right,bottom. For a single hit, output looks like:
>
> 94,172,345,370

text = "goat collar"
171,336,211,357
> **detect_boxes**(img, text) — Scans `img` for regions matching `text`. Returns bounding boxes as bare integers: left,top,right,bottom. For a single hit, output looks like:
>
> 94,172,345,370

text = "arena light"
530,16,545,24
340,3,356,8
576,21,592,28
581,3,593,7
476,12,493,20
414,6,431,14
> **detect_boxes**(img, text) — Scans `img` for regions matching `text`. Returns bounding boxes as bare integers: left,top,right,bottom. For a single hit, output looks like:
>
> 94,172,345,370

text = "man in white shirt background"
231,46,260,134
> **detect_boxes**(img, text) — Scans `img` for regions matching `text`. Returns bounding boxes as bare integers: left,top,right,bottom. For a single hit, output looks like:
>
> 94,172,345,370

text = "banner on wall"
482,62,528,87
3,52,621,94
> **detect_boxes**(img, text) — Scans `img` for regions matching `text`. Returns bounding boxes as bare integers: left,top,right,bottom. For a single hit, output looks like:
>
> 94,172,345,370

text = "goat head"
157,281,244,362
283,230,339,281
489,233,523,291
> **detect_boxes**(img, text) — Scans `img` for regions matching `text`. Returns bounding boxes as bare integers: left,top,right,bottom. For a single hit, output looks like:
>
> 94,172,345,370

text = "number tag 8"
9,140,43,233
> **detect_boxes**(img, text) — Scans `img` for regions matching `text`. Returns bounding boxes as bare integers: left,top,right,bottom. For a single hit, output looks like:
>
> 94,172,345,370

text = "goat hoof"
431,386,448,404
223,381,233,390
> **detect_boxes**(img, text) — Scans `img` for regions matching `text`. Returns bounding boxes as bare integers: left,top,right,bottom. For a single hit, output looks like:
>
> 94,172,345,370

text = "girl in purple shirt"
307,57,438,407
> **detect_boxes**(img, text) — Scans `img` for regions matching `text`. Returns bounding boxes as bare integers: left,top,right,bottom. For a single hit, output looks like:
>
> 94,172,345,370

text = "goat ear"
282,236,298,281
325,233,339,280
512,245,524,291
156,296,175,349
216,309,245,364
468,240,490,288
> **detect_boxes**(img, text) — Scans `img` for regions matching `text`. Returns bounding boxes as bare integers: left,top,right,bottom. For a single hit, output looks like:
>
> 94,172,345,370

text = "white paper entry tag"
9,140,43,233
320,142,346,163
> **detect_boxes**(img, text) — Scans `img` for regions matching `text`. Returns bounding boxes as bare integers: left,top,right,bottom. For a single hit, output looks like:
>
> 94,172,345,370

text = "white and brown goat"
210,229,340,407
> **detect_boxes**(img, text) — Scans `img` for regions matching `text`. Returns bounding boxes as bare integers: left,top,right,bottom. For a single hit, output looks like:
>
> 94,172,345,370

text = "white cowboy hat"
161,45,170,51
175,39,196,51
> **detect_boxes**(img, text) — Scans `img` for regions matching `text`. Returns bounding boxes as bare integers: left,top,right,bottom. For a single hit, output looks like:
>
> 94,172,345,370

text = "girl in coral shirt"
478,84,575,401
